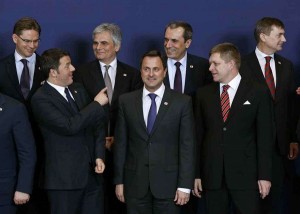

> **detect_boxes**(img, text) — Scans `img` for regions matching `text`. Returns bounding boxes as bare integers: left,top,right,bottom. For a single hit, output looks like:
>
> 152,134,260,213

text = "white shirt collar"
99,57,117,70
168,52,187,67
143,83,165,99
220,73,241,92
14,50,36,63
255,47,274,60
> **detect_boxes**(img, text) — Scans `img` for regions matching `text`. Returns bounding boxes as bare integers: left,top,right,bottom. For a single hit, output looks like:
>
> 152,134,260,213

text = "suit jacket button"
223,127,227,131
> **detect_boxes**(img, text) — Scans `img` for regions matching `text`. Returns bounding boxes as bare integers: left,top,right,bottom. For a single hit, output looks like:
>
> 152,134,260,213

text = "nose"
282,35,287,42
165,40,171,48
29,41,35,48
70,64,75,72
209,64,214,72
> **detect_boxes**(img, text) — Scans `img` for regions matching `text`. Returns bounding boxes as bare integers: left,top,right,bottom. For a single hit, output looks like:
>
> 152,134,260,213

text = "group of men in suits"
0,16,299,214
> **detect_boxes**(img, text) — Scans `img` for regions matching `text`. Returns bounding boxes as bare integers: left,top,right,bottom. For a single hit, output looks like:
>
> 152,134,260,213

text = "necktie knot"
265,56,272,63
222,85,230,92
148,93,157,101
175,61,181,68
104,65,111,72
20,59,28,65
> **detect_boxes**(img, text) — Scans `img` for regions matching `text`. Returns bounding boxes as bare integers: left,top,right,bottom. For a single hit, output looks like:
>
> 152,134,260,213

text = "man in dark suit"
240,17,299,214
0,93,36,214
0,17,46,214
31,48,109,214
193,43,274,214
74,23,142,214
163,21,211,107
114,50,195,214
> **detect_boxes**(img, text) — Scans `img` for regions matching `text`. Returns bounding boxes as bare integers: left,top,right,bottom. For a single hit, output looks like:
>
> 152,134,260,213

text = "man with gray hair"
74,23,142,214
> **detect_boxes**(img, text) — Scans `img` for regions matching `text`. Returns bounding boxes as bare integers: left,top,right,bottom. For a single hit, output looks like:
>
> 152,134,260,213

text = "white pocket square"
243,100,251,105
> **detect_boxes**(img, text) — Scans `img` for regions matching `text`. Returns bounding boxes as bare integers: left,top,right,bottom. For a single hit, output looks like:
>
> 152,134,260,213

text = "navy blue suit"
0,93,36,212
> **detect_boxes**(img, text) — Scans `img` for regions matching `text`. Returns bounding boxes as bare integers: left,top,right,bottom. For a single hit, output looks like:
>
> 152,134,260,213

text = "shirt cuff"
177,188,191,194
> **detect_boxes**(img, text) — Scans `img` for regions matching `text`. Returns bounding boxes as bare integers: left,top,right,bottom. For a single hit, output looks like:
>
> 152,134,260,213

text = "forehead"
209,52,223,62
270,25,285,34
93,31,113,41
59,56,71,65
165,27,185,38
142,56,163,67
19,29,39,38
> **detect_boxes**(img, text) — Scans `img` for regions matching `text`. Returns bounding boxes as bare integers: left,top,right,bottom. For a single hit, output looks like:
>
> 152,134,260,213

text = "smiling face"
12,29,40,58
164,27,191,61
92,31,120,64
209,52,235,84
259,25,286,54
52,56,75,87
141,56,166,92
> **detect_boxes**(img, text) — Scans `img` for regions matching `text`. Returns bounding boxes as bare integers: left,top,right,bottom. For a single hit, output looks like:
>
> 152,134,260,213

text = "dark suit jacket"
164,53,211,108
240,52,297,155
0,94,36,205
31,82,106,190
114,88,195,199
74,60,142,136
195,78,274,190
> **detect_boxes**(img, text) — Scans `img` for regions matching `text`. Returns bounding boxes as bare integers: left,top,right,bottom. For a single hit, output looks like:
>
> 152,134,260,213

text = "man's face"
54,56,75,87
164,27,191,61
209,53,233,84
12,29,40,58
92,32,120,64
261,25,286,53
141,56,166,92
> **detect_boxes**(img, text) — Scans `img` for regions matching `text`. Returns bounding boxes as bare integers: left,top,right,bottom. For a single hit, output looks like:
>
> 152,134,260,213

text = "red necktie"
221,85,230,122
264,56,275,99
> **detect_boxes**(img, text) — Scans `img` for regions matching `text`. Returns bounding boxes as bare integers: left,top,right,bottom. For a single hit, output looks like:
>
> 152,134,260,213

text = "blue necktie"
65,88,78,113
20,59,30,99
147,93,157,134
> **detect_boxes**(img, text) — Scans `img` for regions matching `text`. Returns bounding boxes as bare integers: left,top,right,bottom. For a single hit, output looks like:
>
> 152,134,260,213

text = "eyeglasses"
17,35,40,45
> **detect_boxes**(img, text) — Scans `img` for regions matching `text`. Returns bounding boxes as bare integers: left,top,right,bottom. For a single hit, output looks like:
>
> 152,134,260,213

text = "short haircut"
41,48,70,78
165,21,193,41
93,23,122,47
210,43,241,69
13,17,41,36
140,50,166,70
254,17,285,42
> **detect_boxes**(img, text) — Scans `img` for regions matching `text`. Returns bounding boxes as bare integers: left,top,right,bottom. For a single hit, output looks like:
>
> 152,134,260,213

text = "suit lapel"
113,61,127,103
212,83,224,124
184,54,194,95
135,89,147,133
30,56,43,97
274,54,283,101
6,55,24,99
90,60,106,92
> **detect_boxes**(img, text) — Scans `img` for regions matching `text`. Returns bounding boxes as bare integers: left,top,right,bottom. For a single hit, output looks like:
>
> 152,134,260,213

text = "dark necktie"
64,88,78,113
264,56,275,99
20,59,30,99
221,85,230,122
147,93,157,134
104,65,113,104
174,61,182,93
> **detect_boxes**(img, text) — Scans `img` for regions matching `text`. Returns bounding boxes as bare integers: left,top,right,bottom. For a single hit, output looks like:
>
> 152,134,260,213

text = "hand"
296,87,300,95
192,178,202,198
115,184,125,203
258,180,271,199
94,87,109,106
174,190,190,206
14,191,30,205
288,142,299,160
95,158,105,173
105,136,114,151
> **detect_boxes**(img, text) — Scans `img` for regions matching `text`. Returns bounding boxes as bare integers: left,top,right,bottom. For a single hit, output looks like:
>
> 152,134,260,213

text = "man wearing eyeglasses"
0,17,47,214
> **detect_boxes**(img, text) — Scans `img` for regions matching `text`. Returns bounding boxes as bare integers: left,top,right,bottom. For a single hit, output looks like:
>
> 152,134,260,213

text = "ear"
115,43,121,53
50,68,57,77
163,68,167,78
12,34,18,44
259,33,266,42
185,39,192,49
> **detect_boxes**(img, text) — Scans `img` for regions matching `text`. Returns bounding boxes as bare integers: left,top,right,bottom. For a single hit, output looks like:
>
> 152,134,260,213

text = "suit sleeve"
94,119,106,160
13,103,36,194
256,87,274,181
178,97,195,189
31,92,105,136
113,96,128,185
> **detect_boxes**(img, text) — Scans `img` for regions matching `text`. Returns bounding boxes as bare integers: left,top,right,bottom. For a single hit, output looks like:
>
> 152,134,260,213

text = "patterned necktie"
264,56,275,99
221,85,230,122
20,59,30,99
147,93,157,134
174,61,182,93
65,88,78,113
104,65,113,104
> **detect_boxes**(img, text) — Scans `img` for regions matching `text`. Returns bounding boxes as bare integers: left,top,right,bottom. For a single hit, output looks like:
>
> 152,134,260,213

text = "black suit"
74,59,142,214
0,53,46,214
195,78,274,214
164,53,211,108
114,88,195,213
0,94,36,213
240,52,297,214
31,82,106,214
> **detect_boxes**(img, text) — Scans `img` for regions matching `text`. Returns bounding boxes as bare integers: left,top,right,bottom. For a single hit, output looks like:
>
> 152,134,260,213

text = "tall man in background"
240,17,299,214
0,17,46,214
74,23,142,214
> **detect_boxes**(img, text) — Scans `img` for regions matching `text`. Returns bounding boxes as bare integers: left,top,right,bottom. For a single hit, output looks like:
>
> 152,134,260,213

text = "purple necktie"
174,61,182,93
20,59,30,99
147,93,157,134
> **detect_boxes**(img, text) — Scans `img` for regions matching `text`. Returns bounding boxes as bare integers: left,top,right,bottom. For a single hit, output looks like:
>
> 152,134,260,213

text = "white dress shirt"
255,47,276,86
47,81,74,101
219,73,241,106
